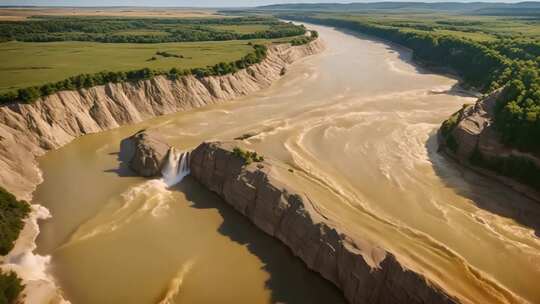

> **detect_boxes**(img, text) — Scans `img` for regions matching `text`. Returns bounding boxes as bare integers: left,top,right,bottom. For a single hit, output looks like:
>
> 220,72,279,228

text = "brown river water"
33,24,540,304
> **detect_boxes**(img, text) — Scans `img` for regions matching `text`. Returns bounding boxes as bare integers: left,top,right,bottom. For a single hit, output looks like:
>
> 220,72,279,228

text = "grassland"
0,39,278,93
0,14,308,95
208,24,271,34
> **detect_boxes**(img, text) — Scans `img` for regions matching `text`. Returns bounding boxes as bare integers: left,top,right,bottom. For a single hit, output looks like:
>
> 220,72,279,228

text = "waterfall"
161,148,191,187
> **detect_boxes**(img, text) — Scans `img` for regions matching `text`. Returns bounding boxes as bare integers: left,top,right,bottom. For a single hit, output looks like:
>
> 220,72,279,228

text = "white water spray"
161,148,191,187
62,148,192,246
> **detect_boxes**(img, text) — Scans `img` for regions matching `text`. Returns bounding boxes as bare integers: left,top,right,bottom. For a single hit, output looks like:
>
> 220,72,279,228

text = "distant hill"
257,2,540,15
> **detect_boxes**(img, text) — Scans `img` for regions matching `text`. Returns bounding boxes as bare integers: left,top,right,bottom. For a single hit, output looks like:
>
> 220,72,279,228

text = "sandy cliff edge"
0,39,324,303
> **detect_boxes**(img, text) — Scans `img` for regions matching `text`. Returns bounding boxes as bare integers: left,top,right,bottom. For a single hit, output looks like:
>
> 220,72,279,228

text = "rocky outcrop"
121,133,457,303
0,39,323,201
438,89,540,202
120,129,170,177
189,141,457,304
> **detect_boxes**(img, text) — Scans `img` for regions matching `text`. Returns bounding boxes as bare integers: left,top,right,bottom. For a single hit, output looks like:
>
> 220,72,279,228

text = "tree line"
0,187,30,255
495,61,540,151
0,270,24,304
0,44,268,104
0,17,306,43
0,186,31,303
282,15,540,153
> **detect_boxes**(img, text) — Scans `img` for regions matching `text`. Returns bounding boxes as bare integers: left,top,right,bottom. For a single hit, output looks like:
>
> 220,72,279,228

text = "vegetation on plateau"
0,43,268,104
0,187,30,256
440,108,463,153
256,2,540,17
0,40,256,94
0,16,305,43
291,30,319,46
470,148,540,189
233,147,264,165
0,16,312,104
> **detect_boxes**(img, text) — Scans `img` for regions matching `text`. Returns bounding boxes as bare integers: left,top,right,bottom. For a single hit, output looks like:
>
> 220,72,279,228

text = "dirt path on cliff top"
33,24,540,304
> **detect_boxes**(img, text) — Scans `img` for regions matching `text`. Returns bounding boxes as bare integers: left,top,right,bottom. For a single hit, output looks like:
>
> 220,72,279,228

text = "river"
33,24,540,304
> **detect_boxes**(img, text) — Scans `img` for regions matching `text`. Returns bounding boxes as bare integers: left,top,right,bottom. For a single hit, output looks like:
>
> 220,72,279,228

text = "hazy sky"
0,0,524,8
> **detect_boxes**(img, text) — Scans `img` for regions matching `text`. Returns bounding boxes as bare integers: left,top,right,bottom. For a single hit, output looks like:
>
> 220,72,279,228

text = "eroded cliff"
0,40,323,201
121,131,458,304
438,89,540,202
187,141,457,304
0,39,323,303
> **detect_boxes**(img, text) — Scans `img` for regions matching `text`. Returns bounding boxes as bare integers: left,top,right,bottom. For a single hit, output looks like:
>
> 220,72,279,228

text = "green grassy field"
0,38,295,93
0,15,308,95
208,24,271,34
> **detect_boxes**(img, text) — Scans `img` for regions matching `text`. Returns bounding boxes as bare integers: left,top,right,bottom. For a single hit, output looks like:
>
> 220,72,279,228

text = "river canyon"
32,24,540,304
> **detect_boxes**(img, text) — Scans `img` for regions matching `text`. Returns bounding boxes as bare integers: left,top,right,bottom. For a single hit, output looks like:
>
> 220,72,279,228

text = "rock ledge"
188,141,457,304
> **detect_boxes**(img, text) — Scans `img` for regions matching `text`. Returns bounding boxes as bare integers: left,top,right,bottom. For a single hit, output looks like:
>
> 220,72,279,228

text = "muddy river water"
33,24,540,304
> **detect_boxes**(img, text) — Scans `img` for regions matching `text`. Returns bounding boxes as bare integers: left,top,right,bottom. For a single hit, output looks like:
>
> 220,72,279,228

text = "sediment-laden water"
34,24,540,304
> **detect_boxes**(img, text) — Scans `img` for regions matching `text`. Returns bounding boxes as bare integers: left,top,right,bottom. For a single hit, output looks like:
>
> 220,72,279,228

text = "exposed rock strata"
0,39,323,303
0,39,323,201
188,141,457,304
438,89,540,202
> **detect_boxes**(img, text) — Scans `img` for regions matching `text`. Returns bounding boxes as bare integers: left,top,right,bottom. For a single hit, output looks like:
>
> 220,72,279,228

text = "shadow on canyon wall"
175,176,346,304
104,147,344,303
426,132,540,238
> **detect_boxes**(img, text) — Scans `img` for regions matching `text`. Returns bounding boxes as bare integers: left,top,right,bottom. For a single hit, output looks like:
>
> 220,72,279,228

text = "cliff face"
0,39,323,304
0,40,324,201
189,141,457,304
438,89,540,201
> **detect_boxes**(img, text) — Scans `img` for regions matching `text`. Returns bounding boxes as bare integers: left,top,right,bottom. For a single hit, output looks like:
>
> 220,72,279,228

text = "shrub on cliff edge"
232,147,264,165
440,109,463,153
0,187,30,256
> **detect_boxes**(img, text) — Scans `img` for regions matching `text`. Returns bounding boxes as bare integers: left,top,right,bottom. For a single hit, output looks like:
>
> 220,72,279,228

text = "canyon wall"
188,141,458,304
0,39,324,201
0,39,323,303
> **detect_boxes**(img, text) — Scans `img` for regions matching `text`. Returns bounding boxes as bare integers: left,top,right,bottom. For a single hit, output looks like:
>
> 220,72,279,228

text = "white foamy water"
2,205,69,304
63,149,193,246
161,148,191,187
158,259,196,304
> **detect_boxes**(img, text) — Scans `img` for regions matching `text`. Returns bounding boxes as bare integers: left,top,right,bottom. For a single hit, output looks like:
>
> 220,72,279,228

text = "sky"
0,0,526,7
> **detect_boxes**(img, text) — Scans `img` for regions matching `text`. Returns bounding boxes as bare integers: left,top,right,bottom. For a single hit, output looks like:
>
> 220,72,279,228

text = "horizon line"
0,1,534,9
